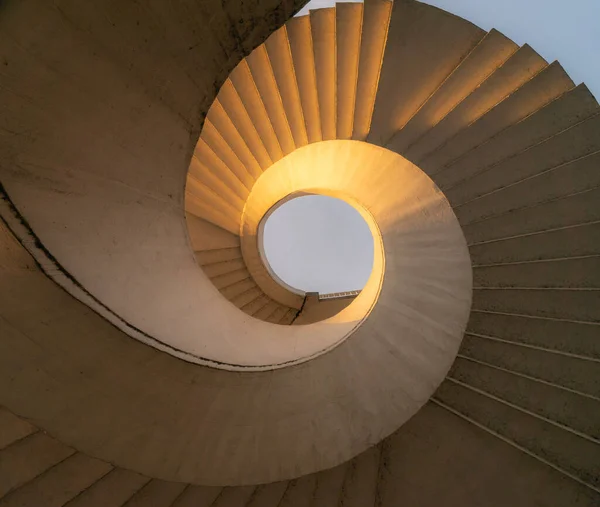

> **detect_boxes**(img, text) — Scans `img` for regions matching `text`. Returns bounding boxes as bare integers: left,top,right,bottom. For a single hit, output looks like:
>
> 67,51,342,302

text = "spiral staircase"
0,0,599,505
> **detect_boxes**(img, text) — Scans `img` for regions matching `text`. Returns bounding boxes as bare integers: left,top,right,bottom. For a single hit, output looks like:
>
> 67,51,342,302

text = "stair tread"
0,453,112,507
353,0,392,141
120,478,186,507
188,156,247,212
408,44,548,164
286,15,323,143
386,28,518,153
449,356,600,439
455,150,600,226
336,2,363,139
201,120,255,191
265,27,308,149
185,190,241,236
63,469,148,507
368,0,485,146
435,380,599,489
423,61,574,173
246,482,288,507
217,80,273,170
311,8,337,140
171,485,222,507
0,407,36,450
206,100,263,181
229,60,284,163
442,95,600,201
0,433,74,499
246,45,296,156
193,139,250,202
312,463,348,507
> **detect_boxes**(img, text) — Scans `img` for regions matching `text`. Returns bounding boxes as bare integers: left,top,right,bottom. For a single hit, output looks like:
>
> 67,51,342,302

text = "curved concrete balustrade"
0,138,473,483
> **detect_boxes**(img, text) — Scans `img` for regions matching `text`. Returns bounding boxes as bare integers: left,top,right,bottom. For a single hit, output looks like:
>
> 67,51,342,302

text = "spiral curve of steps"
0,0,599,505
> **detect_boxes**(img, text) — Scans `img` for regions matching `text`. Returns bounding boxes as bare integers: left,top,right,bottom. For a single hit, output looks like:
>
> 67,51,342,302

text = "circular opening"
261,195,374,294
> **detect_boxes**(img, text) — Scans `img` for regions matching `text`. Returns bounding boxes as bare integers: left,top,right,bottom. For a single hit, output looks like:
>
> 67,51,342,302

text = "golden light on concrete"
1,0,598,499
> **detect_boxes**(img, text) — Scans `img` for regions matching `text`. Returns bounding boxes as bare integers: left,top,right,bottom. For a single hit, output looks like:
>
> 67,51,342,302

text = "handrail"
319,290,362,300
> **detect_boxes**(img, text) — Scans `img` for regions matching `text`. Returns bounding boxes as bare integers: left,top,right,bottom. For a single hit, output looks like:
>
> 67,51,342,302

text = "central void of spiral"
180,140,472,371
260,194,375,294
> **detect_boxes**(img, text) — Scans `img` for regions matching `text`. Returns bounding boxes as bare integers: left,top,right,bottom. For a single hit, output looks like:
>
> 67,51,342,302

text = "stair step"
265,304,289,324
279,475,317,507
455,150,600,226
312,463,347,506
286,16,322,143
230,287,262,308
212,486,255,507
473,256,600,289
219,278,255,300
185,190,240,236
265,27,308,149
216,79,273,170
200,120,255,192
254,299,279,320
0,453,112,507
426,61,575,173
449,357,600,439
408,44,547,164
0,433,73,499
352,0,392,141
229,60,284,163
193,139,250,202
434,380,599,489
467,311,600,360
195,247,242,265
241,294,271,316
445,112,600,206
64,469,148,507
437,86,600,195
206,100,263,181
368,0,484,146
278,308,298,325
459,335,600,398
246,45,296,156
387,28,518,153
188,155,247,212
186,214,240,252
171,485,221,507
336,2,363,139
246,482,288,507
209,268,251,289
463,188,600,246
338,446,379,507
0,407,36,450
311,8,337,140
198,258,246,279
186,174,242,220
470,223,600,270
471,287,600,325
121,479,186,506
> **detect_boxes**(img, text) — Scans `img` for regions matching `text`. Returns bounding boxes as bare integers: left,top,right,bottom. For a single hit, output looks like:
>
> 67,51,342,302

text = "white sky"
263,195,374,293
266,0,599,294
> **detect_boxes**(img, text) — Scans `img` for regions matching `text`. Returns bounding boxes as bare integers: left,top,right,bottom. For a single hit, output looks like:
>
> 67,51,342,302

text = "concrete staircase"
181,0,600,497
0,0,598,505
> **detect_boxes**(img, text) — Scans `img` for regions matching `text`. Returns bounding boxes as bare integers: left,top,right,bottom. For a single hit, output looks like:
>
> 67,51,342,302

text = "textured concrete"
0,0,599,502
1,403,597,506
0,137,474,484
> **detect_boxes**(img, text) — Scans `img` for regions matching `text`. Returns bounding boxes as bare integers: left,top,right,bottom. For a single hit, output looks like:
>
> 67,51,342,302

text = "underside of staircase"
0,0,598,505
